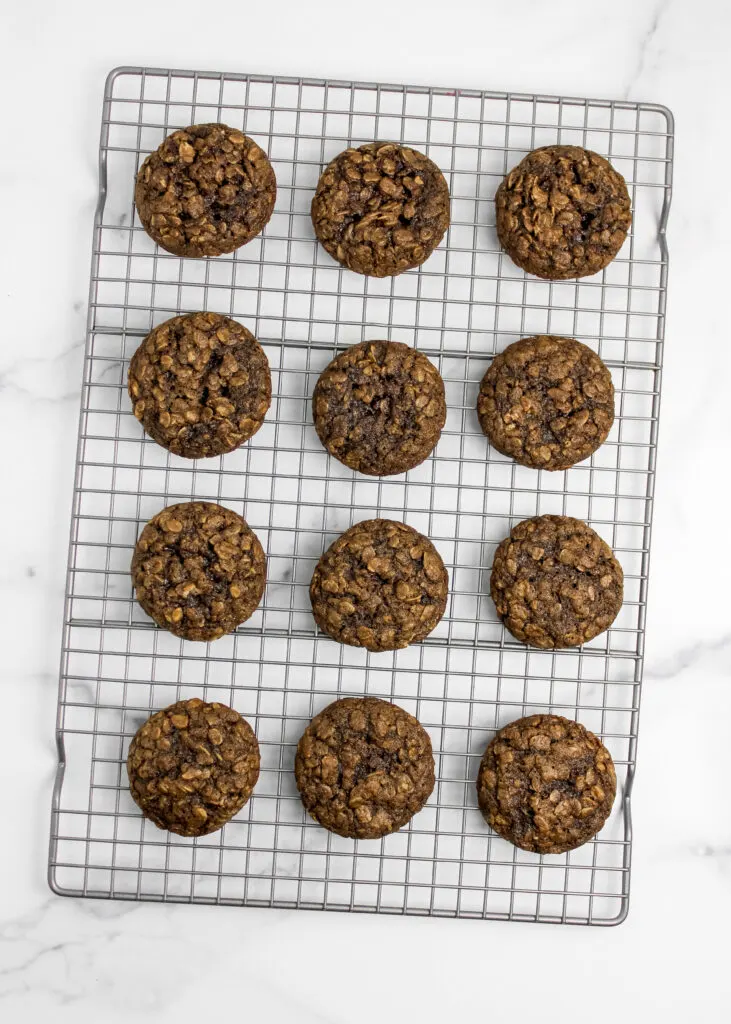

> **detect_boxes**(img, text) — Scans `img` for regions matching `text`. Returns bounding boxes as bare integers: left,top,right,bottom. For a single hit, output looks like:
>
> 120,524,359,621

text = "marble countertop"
2,0,730,1019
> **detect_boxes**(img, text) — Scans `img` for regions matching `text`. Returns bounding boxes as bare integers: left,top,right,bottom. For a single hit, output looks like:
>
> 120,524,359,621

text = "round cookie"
132,501,266,642
128,312,271,460
135,123,276,257
295,696,435,839
311,142,450,277
495,146,632,280
490,515,623,649
127,698,260,837
477,335,614,471
310,519,449,652
477,714,616,854
312,340,446,476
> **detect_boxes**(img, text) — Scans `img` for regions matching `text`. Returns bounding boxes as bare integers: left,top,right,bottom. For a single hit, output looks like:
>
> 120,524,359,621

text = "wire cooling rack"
48,66,673,925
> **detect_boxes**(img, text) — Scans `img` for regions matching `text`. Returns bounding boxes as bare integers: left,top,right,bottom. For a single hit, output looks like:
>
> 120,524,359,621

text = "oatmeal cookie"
310,519,448,652
295,696,435,839
128,312,271,460
496,146,632,279
477,335,614,470
490,515,623,649
132,501,266,642
311,142,450,276
127,698,260,837
135,123,276,257
313,340,446,476
477,714,616,854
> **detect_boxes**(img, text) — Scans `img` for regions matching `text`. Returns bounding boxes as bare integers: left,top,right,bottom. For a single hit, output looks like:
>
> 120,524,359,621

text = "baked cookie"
477,335,614,471
311,142,450,277
295,696,435,839
132,501,266,642
312,340,446,476
490,515,623,649
477,714,616,854
310,519,448,652
496,146,632,279
127,698,260,837
128,312,271,460
135,123,276,257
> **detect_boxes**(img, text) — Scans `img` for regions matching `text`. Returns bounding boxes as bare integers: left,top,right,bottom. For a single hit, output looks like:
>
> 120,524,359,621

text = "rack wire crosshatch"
48,66,673,925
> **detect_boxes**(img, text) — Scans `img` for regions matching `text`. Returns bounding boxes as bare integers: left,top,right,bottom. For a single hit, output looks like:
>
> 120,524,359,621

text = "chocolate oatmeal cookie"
311,142,450,277
477,714,616,854
127,698,260,837
313,340,446,476
132,501,266,642
135,123,276,257
128,312,271,460
295,696,435,839
496,146,632,279
491,515,623,649
310,519,448,652
477,336,614,471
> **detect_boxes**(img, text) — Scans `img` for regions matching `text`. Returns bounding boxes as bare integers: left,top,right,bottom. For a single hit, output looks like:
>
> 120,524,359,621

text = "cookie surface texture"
477,714,616,854
311,142,450,276
477,335,614,470
127,698,260,837
313,340,446,476
131,501,266,642
128,312,271,460
310,519,449,651
490,515,623,648
496,145,631,279
135,123,276,257
295,696,435,839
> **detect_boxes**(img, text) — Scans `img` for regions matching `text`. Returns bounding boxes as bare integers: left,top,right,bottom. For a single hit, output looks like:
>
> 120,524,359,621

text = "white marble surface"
1,0,730,1018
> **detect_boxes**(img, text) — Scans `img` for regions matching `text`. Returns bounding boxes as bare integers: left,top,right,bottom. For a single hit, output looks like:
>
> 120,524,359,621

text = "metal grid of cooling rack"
48,65,673,925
